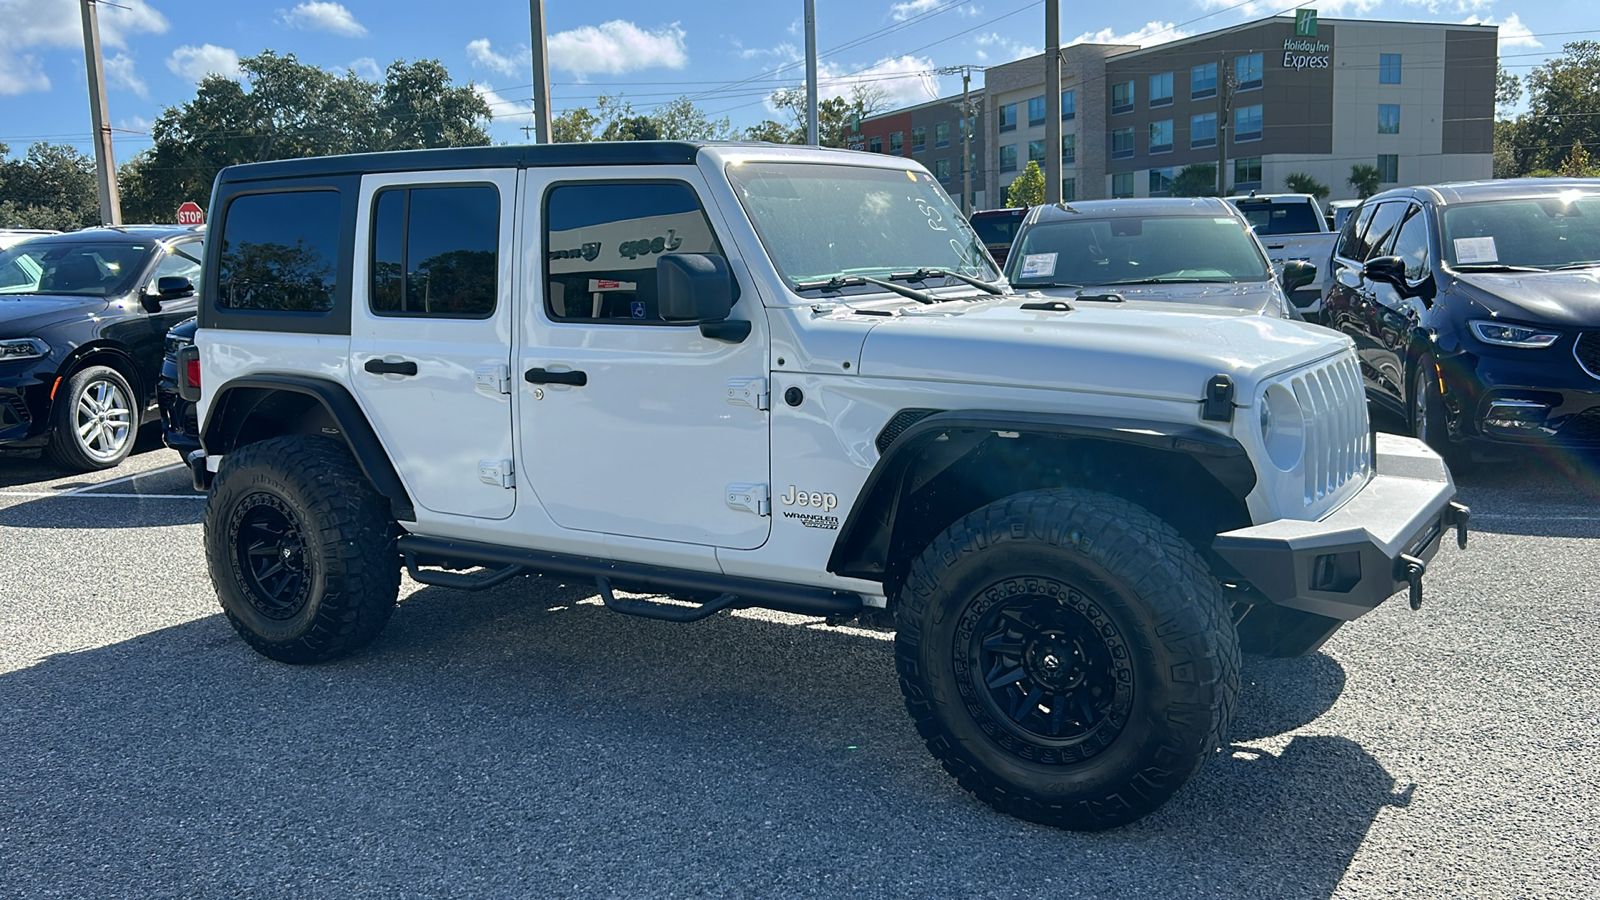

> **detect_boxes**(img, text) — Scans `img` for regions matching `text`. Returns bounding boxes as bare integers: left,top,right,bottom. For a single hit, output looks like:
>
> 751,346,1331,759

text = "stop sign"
176,201,205,226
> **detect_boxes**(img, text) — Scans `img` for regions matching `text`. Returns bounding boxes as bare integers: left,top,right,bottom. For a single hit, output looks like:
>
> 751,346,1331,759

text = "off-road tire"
894,488,1240,831
204,436,400,664
45,365,136,471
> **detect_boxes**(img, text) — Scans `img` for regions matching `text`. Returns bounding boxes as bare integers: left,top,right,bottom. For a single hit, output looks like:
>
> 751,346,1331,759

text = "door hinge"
726,377,768,410
478,458,515,488
726,482,770,516
475,364,512,396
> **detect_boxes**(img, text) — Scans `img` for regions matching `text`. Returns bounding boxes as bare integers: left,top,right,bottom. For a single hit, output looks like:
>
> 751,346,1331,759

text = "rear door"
348,169,518,520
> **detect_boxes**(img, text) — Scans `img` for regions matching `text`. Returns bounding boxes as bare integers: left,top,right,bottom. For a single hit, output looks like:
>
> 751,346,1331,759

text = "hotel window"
1234,156,1263,190
1111,127,1135,159
1027,96,1046,127
935,158,951,180
999,103,1017,132
1149,120,1173,154
889,131,904,153
1234,104,1263,142
1112,172,1134,198
1062,133,1076,164
1377,154,1399,183
869,136,882,153
1191,112,1217,149
1000,144,1018,172
1149,167,1176,196
1028,140,1045,164
911,126,926,152
1191,62,1217,99
1235,53,1263,92
1149,72,1174,107
1380,54,1402,84
1063,177,1076,202
1111,81,1134,114
1061,89,1076,120
934,122,950,148
1378,104,1400,134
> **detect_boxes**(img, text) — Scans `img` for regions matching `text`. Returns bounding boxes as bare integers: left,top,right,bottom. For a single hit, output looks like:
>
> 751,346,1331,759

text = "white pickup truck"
1226,193,1340,320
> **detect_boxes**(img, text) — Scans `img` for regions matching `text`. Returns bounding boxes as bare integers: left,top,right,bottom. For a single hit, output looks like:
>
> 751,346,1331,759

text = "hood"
1023,281,1282,316
0,295,112,336
1453,269,1600,327
856,297,1347,403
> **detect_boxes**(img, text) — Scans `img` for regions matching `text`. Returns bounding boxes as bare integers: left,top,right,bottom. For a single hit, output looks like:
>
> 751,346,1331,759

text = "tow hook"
1396,554,1427,610
1448,501,1471,550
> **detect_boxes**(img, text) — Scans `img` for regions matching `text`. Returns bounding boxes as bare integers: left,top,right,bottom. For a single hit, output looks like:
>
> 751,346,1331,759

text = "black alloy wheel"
232,494,311,620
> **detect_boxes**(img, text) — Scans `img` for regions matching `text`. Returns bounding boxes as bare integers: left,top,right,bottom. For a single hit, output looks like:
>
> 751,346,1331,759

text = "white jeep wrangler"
180,142,1468,831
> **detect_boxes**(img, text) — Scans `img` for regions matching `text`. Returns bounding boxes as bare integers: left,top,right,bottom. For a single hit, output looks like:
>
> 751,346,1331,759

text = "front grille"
1575,332,1600,380
875,408,943,453
1,395,31,428
1286,355,1370,506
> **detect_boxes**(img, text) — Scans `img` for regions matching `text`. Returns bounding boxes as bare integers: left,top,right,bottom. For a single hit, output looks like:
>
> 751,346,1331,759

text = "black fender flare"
826,409,1256,582
201,374,415,521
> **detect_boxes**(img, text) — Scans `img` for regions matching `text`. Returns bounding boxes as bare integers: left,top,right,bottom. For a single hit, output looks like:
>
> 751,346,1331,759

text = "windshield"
970,216,1021,246
1006,214,1270,286
0,242,149,297
1441,195,1600,270
725,162,998,295
1232,201,1323,235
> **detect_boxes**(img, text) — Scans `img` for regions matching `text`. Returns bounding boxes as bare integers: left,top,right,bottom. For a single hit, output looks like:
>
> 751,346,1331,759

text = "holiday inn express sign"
1283,9,1331,70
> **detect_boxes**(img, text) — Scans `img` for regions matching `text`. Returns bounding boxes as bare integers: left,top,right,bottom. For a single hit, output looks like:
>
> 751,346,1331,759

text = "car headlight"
0,337,50,361
1469,320,1559,348
1259,384,1305,472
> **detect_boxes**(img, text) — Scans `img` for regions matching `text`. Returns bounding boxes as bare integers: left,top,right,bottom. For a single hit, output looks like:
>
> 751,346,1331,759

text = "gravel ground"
1,432,1596,899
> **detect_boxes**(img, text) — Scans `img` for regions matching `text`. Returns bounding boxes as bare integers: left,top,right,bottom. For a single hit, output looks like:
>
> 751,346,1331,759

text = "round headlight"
1260,384,1305,472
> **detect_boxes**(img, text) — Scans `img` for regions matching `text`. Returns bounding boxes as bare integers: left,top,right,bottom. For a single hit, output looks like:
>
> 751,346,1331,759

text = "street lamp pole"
1044,0,1061,204
805,0,819,146
529,0,552,143
78,0,120,225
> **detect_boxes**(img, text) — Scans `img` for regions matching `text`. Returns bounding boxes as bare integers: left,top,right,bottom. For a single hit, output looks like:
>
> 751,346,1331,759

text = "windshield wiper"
1015,281,1083,289
1452,264,1546,273
792,274,940,304
888,268,1007,296
1099,276,1238,285
1548,261,1600,271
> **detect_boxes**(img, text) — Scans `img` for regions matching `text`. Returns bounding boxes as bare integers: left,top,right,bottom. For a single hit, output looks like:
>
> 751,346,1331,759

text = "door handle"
364,358,418,376
524,367,587,387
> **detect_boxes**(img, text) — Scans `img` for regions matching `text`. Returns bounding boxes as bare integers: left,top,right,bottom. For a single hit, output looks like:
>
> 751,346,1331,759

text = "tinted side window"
1362,202,1409,261
149,240,203,290
371,185,498,318
1389,206,1431,282
544,182,722,324
1335,203,1372,260
218,191,340,312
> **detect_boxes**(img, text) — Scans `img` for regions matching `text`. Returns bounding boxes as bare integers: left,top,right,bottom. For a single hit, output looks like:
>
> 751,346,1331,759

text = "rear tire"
894,488,1240,831
45,365,136,471
204,436,399,664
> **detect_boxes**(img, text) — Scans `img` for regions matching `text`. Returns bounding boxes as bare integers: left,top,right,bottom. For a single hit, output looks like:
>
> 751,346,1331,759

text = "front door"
519,170,771,549
349,169,518,520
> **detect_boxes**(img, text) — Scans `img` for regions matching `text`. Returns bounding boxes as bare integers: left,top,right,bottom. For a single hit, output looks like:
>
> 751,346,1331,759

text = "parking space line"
0,491,203,500
1471,514,1600,521
58,463,185,495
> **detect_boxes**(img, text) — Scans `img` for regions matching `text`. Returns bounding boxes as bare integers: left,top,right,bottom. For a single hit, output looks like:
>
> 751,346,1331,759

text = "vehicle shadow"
0,578,1397,899
0,423,173,490
0,491,202,528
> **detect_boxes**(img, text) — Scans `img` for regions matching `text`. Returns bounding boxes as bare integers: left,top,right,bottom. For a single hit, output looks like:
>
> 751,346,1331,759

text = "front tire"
204,436,400,664
894,489,1240,831
1413,357,1470,472
45,365,136,471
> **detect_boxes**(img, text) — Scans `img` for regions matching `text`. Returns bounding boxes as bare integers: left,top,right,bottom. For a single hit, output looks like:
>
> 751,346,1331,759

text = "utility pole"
1044,0,1061,204
804,0,819,146
78,0,120,225
1216,54,1230,195
528,0,552,143
961,68,973,215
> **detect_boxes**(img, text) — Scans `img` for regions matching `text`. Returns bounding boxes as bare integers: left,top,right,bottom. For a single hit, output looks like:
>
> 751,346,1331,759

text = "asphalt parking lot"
1,427,1597,899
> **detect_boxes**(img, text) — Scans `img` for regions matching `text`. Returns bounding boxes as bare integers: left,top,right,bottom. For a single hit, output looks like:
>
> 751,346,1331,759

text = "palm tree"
1284,172,1330,200
1347,164,1382,199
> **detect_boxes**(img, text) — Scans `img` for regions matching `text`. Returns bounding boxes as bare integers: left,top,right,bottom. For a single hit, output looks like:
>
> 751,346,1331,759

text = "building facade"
850,93,988,210
857,14,1497,207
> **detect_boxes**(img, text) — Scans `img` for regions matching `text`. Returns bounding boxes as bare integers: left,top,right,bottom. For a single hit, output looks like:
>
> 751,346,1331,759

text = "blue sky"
0,0,1587,158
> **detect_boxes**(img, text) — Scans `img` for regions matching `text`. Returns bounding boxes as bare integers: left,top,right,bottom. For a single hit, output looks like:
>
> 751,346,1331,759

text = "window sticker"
1454,237,1498,264
1020,253,1058,278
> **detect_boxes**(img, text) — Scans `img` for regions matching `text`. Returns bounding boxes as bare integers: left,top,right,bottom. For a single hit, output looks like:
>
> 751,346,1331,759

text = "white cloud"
973,31,1037,63
736,40,800,62
807,55,941,109
890,0,981,22
467,39,524,78
349,57,382,80
0,0,167,95
1069,21,1189,48
279,2,367,38
117,114,152,133
1462,13,1541,50
548,20,688,76
167,44,242,82
105,52,147,98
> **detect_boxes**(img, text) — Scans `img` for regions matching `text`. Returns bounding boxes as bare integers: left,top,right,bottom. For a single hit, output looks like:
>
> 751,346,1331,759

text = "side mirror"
158,275,195,298
1280,260,1318,294
657,253,747,343
1362,255,1409,293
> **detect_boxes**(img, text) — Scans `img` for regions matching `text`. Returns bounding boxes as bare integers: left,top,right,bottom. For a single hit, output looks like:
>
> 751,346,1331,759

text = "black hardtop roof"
1029,197,1232,223
215,141,796,184
20,225,199,244
1383,177,1600,207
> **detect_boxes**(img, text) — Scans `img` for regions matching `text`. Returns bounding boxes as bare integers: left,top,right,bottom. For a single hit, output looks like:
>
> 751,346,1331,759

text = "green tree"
650,96,734,140
1558,141,1600,177
602,115,661,142
0,142,101,230
770,84,889,148
1495,63,1522,117
743,119,798,143
1005,160,1046,208
1283,172,1330,200
119,51,489,222
1169,163,1218,198
552,106,601,143
1347,163,1382,199
1510,41,1600,176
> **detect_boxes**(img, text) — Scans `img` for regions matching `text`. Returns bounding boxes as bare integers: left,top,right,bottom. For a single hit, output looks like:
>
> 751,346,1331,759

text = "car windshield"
725,162,998,295
1232,201,1323,235
1006,214,1270,286
0,242,149,297
1441,194,1600,270
970,216,1020,246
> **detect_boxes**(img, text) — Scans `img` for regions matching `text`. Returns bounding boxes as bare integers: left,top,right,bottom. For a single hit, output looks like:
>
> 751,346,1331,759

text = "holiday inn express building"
856,14,1497,206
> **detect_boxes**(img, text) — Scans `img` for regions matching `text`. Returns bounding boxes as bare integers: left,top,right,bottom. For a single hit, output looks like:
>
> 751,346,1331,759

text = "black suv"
1323,179,1600,459
0,226,203,470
